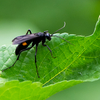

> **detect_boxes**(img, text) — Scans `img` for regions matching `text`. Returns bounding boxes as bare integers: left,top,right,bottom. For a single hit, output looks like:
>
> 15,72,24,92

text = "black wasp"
2,22,72,78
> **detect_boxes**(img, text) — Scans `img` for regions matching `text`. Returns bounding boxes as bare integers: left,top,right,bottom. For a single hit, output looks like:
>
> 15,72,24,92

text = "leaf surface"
0,16,100,100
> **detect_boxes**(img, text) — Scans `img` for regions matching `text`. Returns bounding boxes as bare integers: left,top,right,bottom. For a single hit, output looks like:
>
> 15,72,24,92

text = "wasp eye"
46,33,50,37
22,42,27,46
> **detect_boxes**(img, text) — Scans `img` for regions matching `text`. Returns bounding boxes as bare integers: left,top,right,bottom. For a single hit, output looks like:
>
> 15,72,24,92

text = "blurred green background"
0,0,100,100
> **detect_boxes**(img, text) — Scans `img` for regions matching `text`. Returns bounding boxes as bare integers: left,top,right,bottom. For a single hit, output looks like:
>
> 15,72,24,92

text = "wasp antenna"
52,35,74,46
51,22,66,36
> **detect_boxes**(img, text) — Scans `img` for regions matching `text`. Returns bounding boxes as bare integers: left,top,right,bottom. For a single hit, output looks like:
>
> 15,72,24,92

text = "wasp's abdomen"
15,41,31,55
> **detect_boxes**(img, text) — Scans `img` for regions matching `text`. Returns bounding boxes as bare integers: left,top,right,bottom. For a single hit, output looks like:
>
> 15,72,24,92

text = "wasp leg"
26,29,32,35
35,44,40,78
42,43,56,58
2,45,34,72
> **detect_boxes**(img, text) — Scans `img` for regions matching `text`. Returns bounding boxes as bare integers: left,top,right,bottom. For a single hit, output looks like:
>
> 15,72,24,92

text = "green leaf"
0,80,82,100
0,16,100,99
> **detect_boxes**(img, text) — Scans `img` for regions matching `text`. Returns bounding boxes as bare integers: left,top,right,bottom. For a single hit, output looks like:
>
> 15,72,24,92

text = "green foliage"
0,16,100,99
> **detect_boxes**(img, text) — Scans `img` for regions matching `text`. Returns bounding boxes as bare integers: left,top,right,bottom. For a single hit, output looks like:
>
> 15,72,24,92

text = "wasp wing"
12,33,39,44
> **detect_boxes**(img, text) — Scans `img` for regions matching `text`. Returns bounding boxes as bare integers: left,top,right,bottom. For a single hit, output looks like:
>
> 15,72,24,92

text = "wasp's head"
44,31,51,41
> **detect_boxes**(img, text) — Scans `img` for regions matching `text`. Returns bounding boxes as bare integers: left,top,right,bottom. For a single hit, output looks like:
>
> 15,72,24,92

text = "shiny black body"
14,31,51,55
